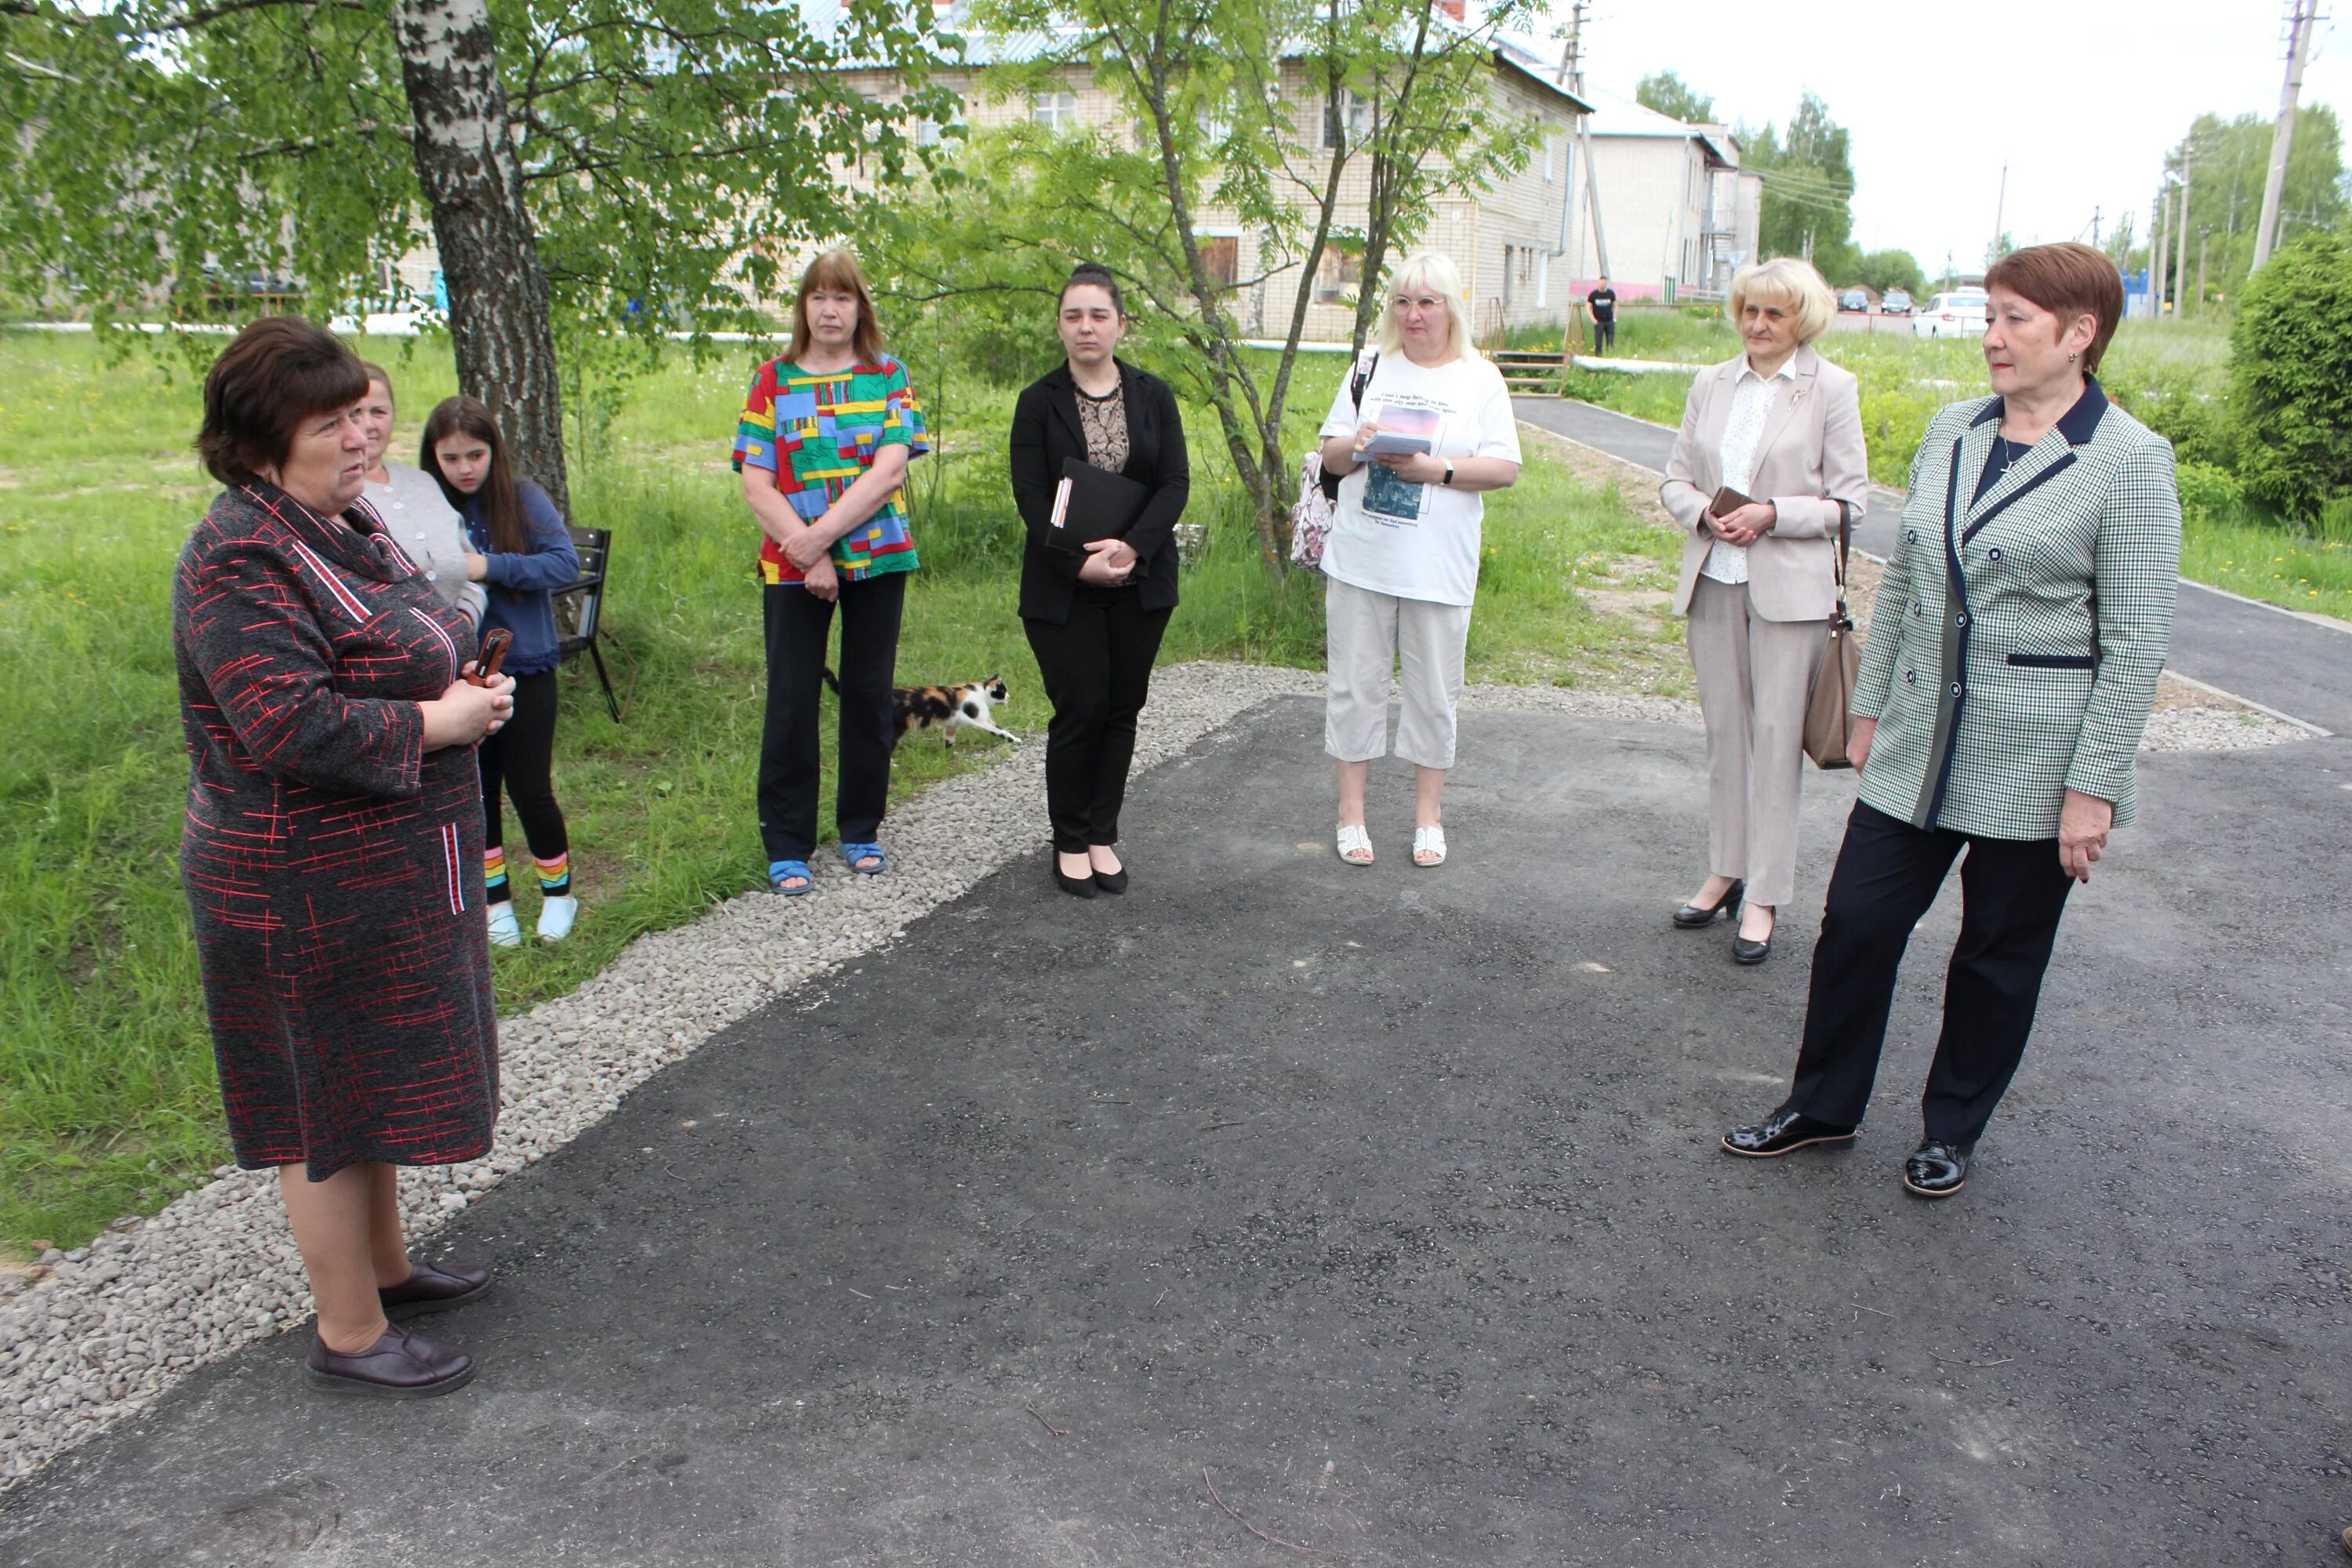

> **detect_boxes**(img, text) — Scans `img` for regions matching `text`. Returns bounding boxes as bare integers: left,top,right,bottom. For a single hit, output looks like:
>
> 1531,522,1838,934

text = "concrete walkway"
5,699,2348,1566
1515,395,2352,735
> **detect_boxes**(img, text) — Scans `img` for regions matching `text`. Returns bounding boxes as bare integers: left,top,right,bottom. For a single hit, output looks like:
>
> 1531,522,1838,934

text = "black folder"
1045,457,1151,554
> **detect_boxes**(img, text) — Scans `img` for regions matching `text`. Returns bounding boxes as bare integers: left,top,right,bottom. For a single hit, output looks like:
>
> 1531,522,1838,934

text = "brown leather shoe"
305,1324,474,1397
379,1259,490,1319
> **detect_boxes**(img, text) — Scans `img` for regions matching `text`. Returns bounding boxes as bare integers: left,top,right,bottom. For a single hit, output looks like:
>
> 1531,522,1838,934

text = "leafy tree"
1634,70,1712,125
2230,230,2352,520
0,0,953,513
868,0,1535,574
1856,249,1926,297
1740,93,1855,281
2161,107,2344,306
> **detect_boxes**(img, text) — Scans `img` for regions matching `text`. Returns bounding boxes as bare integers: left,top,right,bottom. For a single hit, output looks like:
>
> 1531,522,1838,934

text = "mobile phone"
467,627,513,685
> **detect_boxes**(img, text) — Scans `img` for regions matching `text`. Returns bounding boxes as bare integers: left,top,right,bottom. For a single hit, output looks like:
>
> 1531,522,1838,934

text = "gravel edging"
0,654,2296,1487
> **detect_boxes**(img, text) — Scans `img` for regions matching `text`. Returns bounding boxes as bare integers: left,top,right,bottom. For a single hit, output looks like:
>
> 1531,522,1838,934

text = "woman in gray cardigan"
1722,242,2180,1200
357,364,485,627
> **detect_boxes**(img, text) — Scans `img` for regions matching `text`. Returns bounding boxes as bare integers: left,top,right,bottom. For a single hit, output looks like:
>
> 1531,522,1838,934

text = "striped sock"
535,851,571,898
484,846,511,905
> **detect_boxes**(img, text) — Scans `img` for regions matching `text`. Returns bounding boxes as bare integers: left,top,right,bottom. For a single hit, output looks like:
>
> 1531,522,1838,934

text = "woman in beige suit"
1661,257,1869,964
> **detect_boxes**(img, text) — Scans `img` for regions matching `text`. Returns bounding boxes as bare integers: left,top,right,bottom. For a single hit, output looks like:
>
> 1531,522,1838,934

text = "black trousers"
1789,800,2074,1145
759,572,906,864
1592,317,1616,352
478,670,568,903
1023,585,1171,853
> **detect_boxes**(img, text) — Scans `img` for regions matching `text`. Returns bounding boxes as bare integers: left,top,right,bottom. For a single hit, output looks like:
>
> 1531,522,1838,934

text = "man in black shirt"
1585,278,1617,354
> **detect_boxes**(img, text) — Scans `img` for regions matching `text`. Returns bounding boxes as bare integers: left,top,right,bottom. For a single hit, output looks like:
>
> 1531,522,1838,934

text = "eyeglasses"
1392,295,1446,312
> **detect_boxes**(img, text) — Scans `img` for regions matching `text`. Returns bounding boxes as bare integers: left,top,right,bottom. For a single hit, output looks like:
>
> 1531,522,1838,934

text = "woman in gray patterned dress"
176,318,514,1394
1720,242,2181,1200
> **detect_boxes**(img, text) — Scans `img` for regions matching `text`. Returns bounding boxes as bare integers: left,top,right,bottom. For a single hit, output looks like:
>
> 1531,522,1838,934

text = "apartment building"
1563,89,1762,303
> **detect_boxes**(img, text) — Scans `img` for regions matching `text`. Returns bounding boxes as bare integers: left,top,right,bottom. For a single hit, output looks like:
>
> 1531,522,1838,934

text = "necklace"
1994,434,2034,483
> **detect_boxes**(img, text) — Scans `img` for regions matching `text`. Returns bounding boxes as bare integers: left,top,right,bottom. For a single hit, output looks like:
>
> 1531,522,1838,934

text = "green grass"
2177,511,2352,622
0,328,1683,1253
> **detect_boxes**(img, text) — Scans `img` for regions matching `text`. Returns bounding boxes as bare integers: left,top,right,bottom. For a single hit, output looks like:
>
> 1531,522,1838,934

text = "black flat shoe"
1053,855,1097,898
1674,879,1744,929
1902,1138,1973,1198
1092,867,1129,895
379,1259,489,1320
305,1323,474,1398
1733,932,1773,965
1722,1104,1859,1158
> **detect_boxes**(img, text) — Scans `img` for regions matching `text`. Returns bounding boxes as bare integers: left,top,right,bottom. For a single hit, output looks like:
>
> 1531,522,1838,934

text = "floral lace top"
1076,382,1129,473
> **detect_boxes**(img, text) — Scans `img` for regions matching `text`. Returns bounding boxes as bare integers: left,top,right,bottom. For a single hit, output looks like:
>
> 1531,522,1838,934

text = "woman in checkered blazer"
1720,243,2182,1200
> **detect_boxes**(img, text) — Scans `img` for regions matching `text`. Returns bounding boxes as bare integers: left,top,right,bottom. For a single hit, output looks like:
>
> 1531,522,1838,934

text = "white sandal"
1412,824,1446,868
1335,824,1374,866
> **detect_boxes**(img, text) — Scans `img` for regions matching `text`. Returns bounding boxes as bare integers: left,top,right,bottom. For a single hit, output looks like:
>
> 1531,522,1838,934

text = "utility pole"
2092,205,2101,249
2172,139,2194,318
2154,185,2171,317
2197,226,2210,309
1559,0,1611,281
2252,0,2320,271
1988,163,2008,267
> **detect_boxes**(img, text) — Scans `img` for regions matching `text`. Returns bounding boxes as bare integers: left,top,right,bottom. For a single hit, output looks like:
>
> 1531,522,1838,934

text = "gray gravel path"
4,674,2348,1565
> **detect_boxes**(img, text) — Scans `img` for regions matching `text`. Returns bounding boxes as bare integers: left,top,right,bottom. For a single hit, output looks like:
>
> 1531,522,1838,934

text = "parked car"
1912,291,1988,338
1880,289,1913,315
1838,288,1870,314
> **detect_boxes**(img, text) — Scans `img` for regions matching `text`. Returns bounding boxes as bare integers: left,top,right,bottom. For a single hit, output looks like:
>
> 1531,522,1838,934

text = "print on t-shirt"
1360,404,1444,522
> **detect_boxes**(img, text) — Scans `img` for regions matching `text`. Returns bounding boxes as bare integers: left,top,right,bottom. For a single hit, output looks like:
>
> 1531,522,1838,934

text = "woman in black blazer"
1010,263,1190,898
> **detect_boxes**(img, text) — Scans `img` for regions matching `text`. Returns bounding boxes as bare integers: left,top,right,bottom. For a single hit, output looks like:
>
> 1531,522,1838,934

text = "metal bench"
554,524,628,722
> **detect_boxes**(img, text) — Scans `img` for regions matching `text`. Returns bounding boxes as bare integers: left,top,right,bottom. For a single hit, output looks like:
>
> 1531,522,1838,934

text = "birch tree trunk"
391,0,569,517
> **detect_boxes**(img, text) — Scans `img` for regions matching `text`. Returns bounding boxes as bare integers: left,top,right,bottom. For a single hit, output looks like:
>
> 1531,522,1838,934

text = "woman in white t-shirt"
1316,252,1521,868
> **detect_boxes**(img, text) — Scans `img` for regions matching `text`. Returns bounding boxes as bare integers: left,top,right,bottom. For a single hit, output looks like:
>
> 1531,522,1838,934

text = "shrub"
2230,232,2352,519
2173,460,2243,525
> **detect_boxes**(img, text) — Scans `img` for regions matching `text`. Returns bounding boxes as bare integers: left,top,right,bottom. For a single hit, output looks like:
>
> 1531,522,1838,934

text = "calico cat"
824,668,1016,747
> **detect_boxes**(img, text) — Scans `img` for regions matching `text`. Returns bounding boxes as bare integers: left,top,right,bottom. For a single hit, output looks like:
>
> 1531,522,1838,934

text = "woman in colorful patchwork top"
734,247,929,894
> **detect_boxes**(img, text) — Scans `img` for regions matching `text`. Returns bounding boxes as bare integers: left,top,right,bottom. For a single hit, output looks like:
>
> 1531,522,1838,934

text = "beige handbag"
1804,502,1863,770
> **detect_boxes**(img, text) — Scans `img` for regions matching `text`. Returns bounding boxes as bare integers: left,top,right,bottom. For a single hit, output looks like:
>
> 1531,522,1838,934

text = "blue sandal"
768,858,813,896
839,841,886,876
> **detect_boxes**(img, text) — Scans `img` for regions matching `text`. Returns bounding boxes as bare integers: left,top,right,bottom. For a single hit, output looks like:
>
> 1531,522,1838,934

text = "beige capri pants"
1323,575,1473,770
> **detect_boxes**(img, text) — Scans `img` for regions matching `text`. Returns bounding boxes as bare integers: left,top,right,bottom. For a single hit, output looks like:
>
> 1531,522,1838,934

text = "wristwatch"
1441,461,1456,487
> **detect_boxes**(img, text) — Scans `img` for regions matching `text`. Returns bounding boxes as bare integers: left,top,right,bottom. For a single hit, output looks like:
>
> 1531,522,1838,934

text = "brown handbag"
1804,503,1863,770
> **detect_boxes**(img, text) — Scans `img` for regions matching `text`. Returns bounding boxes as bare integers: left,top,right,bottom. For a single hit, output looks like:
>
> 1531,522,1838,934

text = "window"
1197,235,1240,290
1033,91,1078,130
1322,90,1372,149
914,96,960,147
1314,238,1364,304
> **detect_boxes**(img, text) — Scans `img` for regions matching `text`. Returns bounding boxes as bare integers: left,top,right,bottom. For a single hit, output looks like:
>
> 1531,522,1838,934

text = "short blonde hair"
1375,251,1477,363
1726,257,1835,344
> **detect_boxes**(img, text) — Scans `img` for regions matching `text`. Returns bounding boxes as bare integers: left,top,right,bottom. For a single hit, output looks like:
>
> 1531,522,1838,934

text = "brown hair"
1060,262,1125,317
1984,242,2125,373
785,247,887,365
419,395,527,556
194,317,369,485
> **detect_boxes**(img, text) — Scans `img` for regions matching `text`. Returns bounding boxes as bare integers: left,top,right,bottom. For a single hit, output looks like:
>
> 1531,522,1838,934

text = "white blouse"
1700,357,1797,586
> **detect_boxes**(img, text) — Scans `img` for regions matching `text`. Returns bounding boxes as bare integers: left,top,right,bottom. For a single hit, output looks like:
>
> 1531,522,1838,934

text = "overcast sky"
1539,0,2342,274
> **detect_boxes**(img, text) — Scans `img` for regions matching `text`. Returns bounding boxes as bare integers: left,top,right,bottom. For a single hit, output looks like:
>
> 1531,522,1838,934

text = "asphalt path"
1515,395,2352,735
6,699,2349,1566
